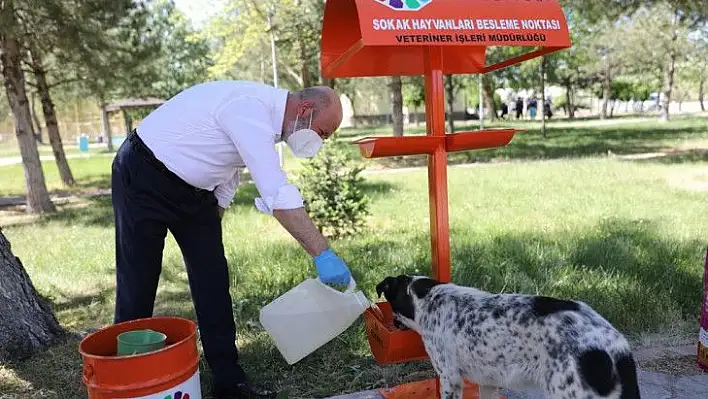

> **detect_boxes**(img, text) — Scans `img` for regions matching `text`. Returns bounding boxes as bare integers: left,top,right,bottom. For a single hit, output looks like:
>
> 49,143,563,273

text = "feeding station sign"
320,0,571,397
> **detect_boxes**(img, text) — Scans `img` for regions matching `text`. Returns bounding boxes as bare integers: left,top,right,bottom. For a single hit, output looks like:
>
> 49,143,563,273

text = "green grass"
2,115,707,199
346,114,708,169
1,115,708,397
0,156,114,198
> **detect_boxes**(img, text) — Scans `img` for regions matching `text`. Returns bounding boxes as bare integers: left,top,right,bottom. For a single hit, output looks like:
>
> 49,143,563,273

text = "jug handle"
317,277,357,294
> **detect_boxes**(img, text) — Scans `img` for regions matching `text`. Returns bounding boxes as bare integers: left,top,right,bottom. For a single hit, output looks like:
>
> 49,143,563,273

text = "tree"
444,75,468,132
1,2,56,213
144,0,214,99
297,137,369,240
389,76,404,137
1,227,66,361
51,1,167,151
571,0,708,121
206,1,279,83
546,17,594,119
402,76,425,126
479,45,536,121
27,45,75,186
686,28,708,112
655,1,706,120
335,78,360,125
28,92,43,143
592,21,627,120
701,66,707,112
207,0,325,90
481,74,498,121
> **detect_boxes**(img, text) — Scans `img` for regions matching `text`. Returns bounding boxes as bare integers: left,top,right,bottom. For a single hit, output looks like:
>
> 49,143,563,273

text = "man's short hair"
298,87,333,119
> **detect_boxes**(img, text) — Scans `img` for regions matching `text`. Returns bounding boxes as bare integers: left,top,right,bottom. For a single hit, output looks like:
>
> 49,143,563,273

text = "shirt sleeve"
213,168,241,209
213,97,304,215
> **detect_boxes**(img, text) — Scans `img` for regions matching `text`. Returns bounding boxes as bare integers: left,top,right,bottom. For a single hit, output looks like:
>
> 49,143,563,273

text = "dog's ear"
410,277,441,299
376,276,396,298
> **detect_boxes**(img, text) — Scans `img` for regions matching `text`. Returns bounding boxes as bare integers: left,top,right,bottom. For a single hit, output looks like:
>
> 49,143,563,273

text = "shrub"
297,135,370,240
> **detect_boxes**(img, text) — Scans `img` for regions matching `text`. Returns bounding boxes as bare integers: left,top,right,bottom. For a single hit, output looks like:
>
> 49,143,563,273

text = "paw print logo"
163,391,190,399
377,0,432,11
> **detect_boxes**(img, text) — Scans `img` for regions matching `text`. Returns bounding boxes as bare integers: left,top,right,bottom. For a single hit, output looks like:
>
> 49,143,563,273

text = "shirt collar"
272,87,289,142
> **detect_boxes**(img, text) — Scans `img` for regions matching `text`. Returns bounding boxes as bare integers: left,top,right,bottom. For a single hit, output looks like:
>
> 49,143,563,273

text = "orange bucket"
364,301,429,364
79,317,201,398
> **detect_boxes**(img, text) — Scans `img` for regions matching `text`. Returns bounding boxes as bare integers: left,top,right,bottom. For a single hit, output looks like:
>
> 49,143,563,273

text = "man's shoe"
212,381,278,399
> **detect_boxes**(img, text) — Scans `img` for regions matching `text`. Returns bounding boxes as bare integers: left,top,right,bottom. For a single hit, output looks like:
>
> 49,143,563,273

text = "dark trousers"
111,131,247,389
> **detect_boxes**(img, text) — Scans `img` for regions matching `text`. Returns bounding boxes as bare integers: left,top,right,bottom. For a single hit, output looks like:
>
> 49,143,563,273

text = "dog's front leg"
438,375,463,399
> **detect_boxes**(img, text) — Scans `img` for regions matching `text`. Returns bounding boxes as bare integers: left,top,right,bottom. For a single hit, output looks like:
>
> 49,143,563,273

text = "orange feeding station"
320,0,571,397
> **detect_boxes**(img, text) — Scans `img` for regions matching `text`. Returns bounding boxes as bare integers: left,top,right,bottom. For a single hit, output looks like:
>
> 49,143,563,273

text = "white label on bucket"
700,328,708,347
123,370,201,399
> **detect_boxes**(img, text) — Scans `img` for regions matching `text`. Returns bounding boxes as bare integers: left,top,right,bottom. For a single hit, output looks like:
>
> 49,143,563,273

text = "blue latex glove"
314,248,352,286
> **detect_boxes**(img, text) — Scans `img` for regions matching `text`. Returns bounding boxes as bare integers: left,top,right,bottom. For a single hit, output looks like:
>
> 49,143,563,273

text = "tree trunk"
445,75,455,133
390,76,404,137
122,109,133,135
660,11,679,122
1,35,56,214
299,41,312,88
260,55,266,84
30,92,43,143
482,75,497,121
565,81,575,119
659,51,676,121
0,227,66,361
29,46,75,186
100,99,114,152
601,62,611,120
699,76,704,112
321,75,336,90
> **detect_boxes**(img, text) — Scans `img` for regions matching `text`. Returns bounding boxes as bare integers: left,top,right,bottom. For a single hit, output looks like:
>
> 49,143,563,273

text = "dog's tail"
578,349,640,398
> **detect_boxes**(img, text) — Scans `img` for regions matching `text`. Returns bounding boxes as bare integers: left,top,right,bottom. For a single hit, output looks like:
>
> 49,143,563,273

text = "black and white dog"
375,275,641,399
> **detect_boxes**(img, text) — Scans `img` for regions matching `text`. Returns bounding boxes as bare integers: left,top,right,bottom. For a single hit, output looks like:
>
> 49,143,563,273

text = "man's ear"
297,100,315,117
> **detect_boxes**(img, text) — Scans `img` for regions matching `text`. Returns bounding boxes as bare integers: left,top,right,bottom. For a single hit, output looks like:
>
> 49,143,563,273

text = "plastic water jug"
259,277,371,365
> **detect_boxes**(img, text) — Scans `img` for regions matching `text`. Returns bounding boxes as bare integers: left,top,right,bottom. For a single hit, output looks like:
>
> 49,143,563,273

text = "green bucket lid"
116,329,167,356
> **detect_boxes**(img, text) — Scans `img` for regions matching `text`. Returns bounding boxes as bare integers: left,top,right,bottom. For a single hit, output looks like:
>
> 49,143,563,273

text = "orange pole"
423,46,450,284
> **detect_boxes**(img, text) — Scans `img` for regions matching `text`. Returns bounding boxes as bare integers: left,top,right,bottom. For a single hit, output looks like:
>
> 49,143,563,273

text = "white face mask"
286,111,322,158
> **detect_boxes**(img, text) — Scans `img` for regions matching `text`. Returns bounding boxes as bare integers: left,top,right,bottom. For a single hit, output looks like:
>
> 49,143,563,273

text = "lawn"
0,115,707,397
2,114,707,199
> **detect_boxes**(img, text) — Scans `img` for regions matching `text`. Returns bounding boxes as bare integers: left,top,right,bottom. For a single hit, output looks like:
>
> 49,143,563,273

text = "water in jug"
259,277,371,365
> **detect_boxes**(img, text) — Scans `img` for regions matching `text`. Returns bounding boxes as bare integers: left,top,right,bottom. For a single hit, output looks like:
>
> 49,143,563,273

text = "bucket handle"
317,277,357,294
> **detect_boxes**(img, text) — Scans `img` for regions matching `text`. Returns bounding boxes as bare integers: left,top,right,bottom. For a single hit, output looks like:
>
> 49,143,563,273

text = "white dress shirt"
136,80,304,213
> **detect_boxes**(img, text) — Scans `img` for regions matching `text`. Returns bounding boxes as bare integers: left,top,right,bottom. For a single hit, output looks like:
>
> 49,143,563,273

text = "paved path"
328,345,708,399
0,189,111,207
0,152,114,167
326,369,708,399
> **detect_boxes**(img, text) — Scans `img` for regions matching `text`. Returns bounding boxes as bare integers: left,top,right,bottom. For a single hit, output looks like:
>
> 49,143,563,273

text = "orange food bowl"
364,301,429,364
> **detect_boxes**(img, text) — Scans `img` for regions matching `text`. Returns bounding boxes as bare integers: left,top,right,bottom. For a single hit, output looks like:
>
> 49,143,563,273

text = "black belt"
128,129,209,195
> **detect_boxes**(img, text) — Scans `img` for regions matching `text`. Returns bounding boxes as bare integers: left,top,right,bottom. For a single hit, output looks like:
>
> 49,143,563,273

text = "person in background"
110,81,351,398
528,97,538,120
515,97,524,120
500,102,509,119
